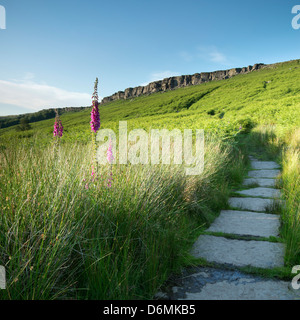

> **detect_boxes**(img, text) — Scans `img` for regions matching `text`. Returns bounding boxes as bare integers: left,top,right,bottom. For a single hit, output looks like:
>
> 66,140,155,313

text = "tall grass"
0,135,246,300
241,125,300,268
280,129,300,266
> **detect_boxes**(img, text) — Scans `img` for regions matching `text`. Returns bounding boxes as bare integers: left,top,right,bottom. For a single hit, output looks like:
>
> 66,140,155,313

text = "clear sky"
0,0,299,116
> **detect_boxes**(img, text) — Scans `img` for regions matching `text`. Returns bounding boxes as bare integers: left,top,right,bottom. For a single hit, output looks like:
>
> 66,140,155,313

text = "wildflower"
106,139,114,164
239,126,243,130
90,78,100,170
53,113,64,138
90,78,100,133
91,165,96,182
90,101,100,133
53,118,59,137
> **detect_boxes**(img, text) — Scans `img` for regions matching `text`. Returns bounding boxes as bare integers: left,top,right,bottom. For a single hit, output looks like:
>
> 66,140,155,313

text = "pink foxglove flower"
53,119,59,137
106,139,114,164
90,78,100,133
90,101,100,133
53,115,64,138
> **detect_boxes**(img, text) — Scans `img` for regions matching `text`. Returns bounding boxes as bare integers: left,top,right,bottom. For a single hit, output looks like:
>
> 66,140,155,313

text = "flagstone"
236,187,281,198
243,178,276,187
192,235,285,268
248,170,280,178
229,197,274,212
207,210,280,238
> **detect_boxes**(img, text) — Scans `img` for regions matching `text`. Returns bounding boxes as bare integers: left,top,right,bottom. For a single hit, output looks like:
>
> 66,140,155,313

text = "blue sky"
0,0,299,116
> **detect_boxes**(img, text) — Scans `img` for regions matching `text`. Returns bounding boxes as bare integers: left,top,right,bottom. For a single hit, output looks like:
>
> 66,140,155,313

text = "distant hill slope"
101,63,265,104
0,59,299,143
0,106,90,129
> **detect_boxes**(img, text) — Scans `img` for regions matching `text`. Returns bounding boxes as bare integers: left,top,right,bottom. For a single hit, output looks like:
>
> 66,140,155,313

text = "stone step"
181,280,297,300
192,235,285,269
243,178,276,187
236,187,281,199
248,169,280,178
175,268,298,300
251,161,280,170
207,210,280,238
229,197,274,212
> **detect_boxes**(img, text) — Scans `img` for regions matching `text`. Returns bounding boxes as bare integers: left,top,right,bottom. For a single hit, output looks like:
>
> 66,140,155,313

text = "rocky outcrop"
101,63,265,104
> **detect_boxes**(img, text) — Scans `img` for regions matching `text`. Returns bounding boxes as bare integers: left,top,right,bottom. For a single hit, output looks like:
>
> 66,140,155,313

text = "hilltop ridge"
101,63,265,104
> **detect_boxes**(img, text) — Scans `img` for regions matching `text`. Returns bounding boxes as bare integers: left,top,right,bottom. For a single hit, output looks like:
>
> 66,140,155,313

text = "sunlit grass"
241,125,300,269
0,59,299,299
0,135,246,299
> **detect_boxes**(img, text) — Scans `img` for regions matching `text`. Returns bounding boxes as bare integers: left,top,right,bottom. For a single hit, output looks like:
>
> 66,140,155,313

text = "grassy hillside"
1,59,299,143
0,59,299,300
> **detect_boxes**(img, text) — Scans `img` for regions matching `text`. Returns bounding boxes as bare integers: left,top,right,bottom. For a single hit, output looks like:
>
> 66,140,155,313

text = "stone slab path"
229,197,274,212
248,169,281,178
243,178,276,187
164,267,299,300
157,156,300,300
192,235,285,268
236,187,281,198
206,210,280,238
250,161,280,170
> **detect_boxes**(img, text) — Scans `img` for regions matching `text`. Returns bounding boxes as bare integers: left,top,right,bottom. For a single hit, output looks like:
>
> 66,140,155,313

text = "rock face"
101,63,265,104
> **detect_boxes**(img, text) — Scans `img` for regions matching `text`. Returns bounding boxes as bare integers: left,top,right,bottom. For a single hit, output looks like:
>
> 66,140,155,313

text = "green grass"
1,59,300,145
240,125,300,269
279,130,300,267
0,58,299,299
0,136,247,299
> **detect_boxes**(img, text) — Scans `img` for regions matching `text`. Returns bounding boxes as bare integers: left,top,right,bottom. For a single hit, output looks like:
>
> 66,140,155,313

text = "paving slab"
192,235,285,268
229,197,274,212
158,267,300,300
236,187,281,199
181,279,298,300
243,178,276,187
251,161,280,170
207,210,280,238
248,169,280,178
